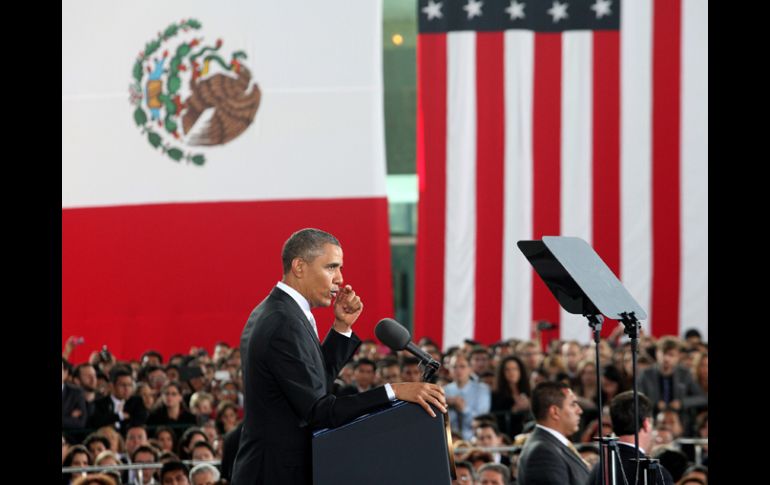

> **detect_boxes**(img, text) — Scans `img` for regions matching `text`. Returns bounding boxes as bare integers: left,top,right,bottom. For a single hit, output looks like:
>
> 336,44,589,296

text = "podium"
312,400,455,485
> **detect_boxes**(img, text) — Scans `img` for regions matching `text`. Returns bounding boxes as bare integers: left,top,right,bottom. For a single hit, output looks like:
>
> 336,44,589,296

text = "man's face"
520,345,543,370
191,470,216,485
71,451,89,468
658,349,680,373
401,364,422,383
113,375,135,400
297,243,343,308
378,365,401,384
561,343,581,370
133,451,156,484
453,466,474,484
162,470,190,485
192,446,215,461
450,356,472,383
62,363,68,385
555,389,583,436
479,470,506,485
77,365,98,391
126,428,148,455
470,352,490,374
88,440,107,458
353,364,375,388
475,427,500,448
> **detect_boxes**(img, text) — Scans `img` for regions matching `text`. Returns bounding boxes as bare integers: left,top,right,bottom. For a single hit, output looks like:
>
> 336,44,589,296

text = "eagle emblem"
129,19,261,165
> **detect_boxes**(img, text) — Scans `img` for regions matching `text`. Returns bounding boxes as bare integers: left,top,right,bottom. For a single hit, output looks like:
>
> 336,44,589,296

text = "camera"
536,321,557,331
99,345,112,362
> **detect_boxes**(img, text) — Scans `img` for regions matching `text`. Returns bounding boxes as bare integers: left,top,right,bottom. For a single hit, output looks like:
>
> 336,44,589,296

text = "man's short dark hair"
376,358,399,370
191,440,215,455
73,363,95,380
281,228,340,274
401,356,420,370
141,350,163,364
610,391,653,436
353,358,375,371
454,460,478,481
657,336,681,353
160,461,189,481
470,346,490,358
531,381,571,421
131,444,160,462
683,328,702,340
109,365,133,384
84,433,111,451
476,421,501,435
478,462,511,485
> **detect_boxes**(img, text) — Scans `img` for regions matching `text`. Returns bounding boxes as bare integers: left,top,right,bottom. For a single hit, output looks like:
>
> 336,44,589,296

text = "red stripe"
474,32,505,345
532,33,562,349
61,198,393,362
592,31,622,337
651,0,682,336
414,33,447,348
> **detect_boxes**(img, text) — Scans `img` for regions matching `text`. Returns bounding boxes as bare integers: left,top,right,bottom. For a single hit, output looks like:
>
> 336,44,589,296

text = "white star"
547,1,569,23
422,0,443,21
506,1,526,20
591,0,612,19
463,0,484,20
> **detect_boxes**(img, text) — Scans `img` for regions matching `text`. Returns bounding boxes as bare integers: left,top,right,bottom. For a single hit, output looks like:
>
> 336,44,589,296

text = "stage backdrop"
62,0,392,362
413,0,708,348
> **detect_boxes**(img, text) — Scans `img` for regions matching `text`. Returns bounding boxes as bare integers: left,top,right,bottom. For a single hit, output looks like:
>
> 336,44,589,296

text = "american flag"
412,0,708,349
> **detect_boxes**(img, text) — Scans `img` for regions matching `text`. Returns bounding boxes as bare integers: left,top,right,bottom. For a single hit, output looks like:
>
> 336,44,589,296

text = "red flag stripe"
592,30,622,337
651,0,682,335
532,33,563,348
414,33,448,346
474,32,505,344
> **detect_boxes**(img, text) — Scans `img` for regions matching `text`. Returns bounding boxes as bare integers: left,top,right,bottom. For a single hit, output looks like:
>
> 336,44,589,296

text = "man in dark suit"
88,365,149,432
517,381,589,485
638,336,706,432
230,228,447,485
62,357,88,430
587,391,675,485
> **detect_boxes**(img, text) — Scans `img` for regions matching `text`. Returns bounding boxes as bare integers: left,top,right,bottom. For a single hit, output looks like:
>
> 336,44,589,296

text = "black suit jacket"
638,365,707,411
517,426,590,485
62,383,88,429
230,287,390,485
587,443,674,485
87,394,149,432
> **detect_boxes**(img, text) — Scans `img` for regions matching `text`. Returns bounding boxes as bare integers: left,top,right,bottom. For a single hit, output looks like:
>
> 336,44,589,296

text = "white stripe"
559,31,594,344
680,0,708,340
502,31,534,342
444,32,477,348
620,0,654,335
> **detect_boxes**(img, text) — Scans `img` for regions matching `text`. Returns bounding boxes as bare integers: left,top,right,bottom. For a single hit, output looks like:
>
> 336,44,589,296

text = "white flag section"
62,0,393,361
62,0,386,207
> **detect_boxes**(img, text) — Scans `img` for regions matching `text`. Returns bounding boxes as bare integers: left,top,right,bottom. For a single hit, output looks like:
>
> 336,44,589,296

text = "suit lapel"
270,288,324,358
536,428,589,471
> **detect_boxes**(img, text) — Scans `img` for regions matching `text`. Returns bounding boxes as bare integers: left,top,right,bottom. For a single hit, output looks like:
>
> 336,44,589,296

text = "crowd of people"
62,325,708,485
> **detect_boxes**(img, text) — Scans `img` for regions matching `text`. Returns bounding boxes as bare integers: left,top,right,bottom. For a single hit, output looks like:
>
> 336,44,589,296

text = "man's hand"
333,285,363,333
391,382,447,418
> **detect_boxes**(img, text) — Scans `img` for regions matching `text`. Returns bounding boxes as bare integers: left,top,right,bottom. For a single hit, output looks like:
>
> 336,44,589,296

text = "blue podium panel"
312,400,453,485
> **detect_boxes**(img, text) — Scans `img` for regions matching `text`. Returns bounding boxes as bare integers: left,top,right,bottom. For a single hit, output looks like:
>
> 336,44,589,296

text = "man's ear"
292,258,304,277
642,416,652,433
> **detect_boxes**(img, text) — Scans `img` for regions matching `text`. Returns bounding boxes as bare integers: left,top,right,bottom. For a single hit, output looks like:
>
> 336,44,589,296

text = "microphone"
375,318,437,365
